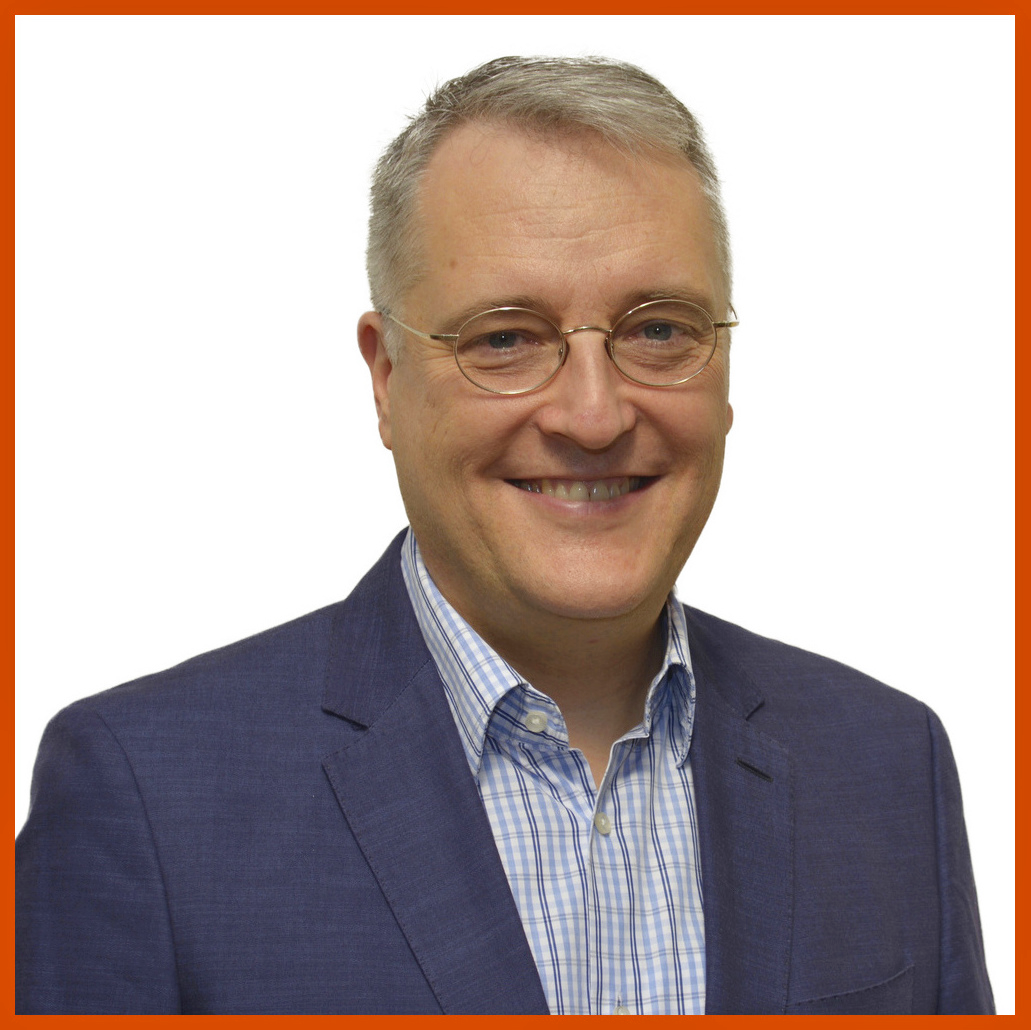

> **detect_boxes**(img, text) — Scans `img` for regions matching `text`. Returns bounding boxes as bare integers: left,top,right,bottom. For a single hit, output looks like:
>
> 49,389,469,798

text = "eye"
462,327,542,358
616,303,713,351
458,325,552,375
621,317,697,348
611,302,717,385
640,321,676,343
457,310,560,369
452,308,563,390
484,330,530,351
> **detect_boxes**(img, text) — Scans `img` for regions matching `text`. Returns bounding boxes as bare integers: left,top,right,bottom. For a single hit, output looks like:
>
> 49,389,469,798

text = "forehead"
407,122,723,318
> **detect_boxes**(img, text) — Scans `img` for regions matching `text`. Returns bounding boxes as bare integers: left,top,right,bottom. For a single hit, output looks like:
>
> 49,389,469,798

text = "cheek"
388,360,448,449
679,366,732,449
386,371,485,500
665,394,731,455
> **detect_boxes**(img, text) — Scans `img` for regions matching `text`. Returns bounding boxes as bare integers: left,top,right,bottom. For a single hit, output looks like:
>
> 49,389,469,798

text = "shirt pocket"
787,966,914,1015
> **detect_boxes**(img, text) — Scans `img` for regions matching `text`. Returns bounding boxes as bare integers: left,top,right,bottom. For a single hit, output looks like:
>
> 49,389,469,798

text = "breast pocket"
787,966,914,1015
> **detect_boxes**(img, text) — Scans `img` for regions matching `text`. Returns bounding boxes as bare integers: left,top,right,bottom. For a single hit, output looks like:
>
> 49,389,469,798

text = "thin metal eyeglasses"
384,299,738,396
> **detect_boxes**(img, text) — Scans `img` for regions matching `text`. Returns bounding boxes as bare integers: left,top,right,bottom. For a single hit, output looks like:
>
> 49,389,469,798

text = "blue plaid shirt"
401,530,705,1015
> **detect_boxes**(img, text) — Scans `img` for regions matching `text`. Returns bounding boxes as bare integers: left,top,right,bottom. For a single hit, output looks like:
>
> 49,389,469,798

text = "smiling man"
17,57,993,1015
360,120,733,786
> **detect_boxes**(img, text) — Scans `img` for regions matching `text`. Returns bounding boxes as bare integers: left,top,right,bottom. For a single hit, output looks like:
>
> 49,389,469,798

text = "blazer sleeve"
928,707,995,1014
16,703,181,1014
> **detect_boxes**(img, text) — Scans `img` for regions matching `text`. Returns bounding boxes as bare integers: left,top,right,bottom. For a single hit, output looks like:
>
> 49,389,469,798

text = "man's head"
366,56,732,353
358,57,735,650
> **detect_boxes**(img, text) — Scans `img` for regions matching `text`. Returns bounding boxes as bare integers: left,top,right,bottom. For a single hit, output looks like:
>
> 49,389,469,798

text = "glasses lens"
455,308,563,394
611,301,717,386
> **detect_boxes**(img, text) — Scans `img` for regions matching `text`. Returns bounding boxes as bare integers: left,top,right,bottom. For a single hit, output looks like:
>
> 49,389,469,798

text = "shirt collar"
400,528,696,777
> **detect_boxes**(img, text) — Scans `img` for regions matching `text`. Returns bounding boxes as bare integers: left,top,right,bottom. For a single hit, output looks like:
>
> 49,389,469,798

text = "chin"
514,565,667,623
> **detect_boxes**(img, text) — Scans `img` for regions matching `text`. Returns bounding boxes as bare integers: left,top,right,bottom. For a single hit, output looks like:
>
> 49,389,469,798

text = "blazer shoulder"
54,599,346,737
682,604,932,729
34,533,414,762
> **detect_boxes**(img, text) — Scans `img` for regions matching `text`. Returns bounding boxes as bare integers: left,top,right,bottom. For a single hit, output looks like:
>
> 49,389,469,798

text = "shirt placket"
587,728,651,1016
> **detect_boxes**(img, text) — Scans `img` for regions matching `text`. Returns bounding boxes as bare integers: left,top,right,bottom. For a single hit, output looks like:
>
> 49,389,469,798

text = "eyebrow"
437,286,719,334
438,296,546,334
627,287,719,314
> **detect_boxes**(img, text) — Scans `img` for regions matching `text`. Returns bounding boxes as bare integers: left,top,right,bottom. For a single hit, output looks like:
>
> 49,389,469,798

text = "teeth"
515,476,643,501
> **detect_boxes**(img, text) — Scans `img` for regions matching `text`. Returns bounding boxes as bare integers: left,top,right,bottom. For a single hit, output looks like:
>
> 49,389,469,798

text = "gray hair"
366,56,732,352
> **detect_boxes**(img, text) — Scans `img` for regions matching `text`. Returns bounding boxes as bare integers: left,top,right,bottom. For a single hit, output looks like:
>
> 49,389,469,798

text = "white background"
16,15,1013,1013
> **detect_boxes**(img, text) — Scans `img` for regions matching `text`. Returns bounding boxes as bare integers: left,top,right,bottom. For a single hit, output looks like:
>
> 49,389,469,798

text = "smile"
509,476,645,501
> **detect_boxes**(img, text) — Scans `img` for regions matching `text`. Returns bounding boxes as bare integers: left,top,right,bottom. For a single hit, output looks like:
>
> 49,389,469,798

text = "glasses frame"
384,299,739,396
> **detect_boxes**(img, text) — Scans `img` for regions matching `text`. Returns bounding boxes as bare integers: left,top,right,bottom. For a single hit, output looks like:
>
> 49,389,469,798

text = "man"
16,56,993,1014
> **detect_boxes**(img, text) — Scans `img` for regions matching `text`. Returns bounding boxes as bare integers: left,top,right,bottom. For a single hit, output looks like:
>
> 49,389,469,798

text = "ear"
726,402,734,433
357,311,395,450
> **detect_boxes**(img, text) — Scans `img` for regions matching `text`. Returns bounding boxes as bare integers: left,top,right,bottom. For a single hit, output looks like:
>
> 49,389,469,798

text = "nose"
535,329,636,450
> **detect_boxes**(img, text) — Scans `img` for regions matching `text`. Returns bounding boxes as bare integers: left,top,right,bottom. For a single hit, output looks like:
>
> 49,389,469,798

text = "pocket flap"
787,966,914,1015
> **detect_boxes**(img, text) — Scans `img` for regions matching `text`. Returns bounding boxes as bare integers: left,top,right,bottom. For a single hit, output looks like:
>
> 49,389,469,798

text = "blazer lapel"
686,608,795,1015
320,536,548,1014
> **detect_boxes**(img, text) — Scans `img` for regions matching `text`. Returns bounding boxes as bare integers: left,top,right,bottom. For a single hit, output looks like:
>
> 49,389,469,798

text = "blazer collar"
320,541,795,1015
321,531,549,1014
322,531,429,729
685,606,796,1015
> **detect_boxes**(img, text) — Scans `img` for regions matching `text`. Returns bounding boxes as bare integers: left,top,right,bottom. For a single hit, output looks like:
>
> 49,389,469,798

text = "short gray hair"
366,56,732,350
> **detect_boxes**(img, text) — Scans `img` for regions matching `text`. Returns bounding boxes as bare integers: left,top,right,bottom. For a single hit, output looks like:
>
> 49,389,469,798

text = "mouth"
507,476,650,501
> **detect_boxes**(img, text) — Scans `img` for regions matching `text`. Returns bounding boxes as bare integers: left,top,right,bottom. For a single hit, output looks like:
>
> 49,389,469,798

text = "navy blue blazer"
16,534,993,1014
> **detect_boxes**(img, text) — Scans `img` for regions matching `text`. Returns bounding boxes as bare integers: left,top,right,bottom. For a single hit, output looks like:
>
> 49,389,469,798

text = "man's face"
360,122,732,644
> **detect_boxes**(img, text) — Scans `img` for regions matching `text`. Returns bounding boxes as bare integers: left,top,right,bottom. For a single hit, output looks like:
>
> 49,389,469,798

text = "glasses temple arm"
382,313,458,342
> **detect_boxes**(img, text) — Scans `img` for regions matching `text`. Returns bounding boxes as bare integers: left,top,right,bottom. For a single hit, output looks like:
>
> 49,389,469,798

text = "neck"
451,589,669,782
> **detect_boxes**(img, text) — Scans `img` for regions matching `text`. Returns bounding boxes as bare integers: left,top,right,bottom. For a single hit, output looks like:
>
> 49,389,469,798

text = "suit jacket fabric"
16,533,994,1014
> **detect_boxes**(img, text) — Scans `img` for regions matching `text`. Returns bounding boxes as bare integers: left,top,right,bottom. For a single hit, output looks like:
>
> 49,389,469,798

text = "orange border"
5,4,1021,11
9,9,1016,1024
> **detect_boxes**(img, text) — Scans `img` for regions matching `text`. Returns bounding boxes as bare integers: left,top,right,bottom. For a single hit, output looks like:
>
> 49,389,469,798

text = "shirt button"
614,1005,631,1014
523,711,549,733
594,812,612,835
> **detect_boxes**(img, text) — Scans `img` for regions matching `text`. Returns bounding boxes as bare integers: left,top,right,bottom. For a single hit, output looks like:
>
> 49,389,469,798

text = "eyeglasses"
384,299,739,395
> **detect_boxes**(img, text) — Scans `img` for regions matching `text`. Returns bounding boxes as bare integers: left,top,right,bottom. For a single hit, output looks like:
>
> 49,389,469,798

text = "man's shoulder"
682,605,953,795
53,600,345,737
55,533,413,733
683,604,934,729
